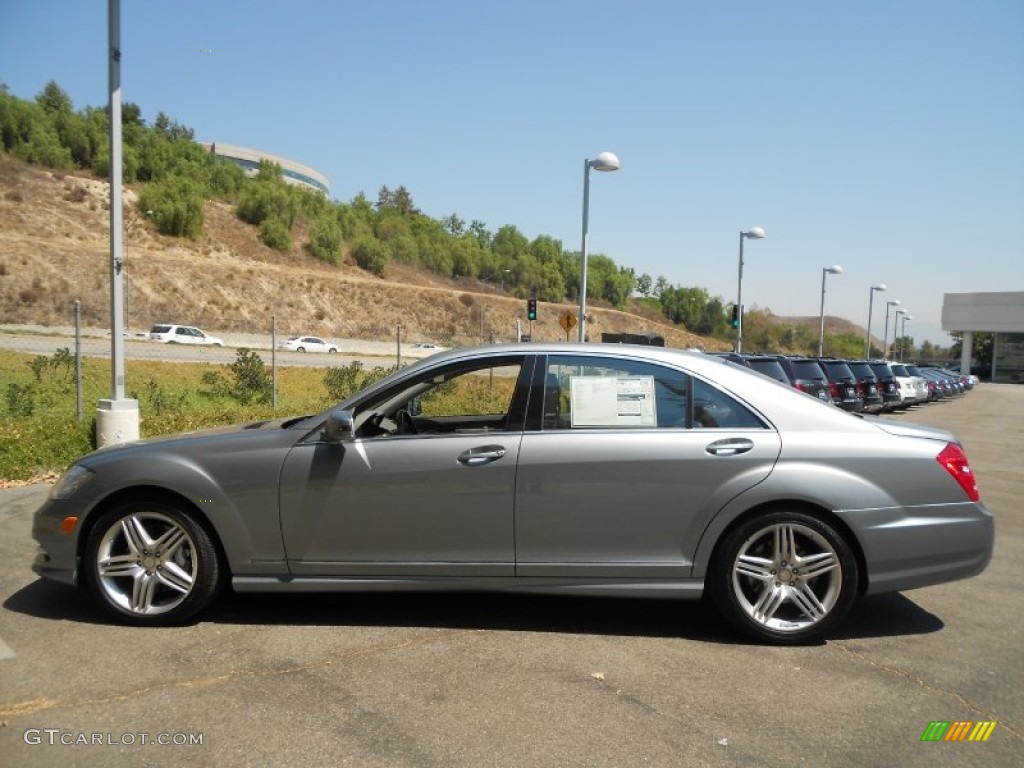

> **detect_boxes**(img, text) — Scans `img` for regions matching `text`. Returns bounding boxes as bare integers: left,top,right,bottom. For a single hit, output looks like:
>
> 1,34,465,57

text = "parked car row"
711,353,975,413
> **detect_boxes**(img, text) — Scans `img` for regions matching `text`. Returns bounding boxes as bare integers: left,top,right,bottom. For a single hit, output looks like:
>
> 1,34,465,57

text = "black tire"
297,347,306,353
84,499,224,626
709,510,858,645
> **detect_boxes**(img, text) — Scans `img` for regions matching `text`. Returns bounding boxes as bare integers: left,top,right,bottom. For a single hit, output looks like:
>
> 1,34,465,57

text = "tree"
35,81,72,116
468,220,492,250
442,213,465,236
636,273,653,297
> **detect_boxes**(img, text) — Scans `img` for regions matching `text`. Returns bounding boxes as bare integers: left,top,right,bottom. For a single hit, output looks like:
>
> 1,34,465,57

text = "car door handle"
457,445,507,466
705,438,754,456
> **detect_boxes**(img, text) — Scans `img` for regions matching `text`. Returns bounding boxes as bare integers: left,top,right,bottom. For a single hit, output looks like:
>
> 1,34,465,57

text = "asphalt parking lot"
0,385,1020,767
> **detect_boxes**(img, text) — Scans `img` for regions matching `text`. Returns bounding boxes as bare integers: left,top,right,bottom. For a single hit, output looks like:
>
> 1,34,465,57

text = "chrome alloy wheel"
730,522,842,633
95,511,198,616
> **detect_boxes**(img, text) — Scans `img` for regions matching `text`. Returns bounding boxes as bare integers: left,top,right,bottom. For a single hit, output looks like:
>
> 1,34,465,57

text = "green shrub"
305,215,342,264
5,382,35,417
228,348,273,405
138,174,204,238
352,237,390,277
259,217,292,251
323,362,364,402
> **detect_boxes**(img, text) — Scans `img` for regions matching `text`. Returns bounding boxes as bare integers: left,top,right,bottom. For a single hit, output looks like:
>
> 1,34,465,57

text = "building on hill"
202,142,329,195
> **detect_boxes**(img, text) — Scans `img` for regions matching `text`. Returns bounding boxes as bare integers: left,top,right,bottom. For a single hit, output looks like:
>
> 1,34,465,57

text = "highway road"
0,329,441,369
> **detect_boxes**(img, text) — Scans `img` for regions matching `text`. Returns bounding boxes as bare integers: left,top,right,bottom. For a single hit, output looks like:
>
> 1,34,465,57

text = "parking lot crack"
831,641,1022,741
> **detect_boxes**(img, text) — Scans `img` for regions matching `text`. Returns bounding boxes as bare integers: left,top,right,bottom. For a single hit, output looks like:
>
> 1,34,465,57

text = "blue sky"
3,1,1023,345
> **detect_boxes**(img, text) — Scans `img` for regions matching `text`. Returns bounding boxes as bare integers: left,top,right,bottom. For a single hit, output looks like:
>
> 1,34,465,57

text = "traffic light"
731,304,740,329
527,298,537,321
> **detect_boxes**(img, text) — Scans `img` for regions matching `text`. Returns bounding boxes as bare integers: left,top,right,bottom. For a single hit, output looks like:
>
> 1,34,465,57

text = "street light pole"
96,0,139,448
899,314,912,361
818,265,843,356
893,309,907,361
579,151,620,342
865,283,886,357
883,299,900,359
735,227,766,352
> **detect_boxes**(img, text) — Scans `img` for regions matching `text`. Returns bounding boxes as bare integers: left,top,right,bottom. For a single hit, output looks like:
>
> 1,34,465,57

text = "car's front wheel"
710,510,858,644
84,500,224,626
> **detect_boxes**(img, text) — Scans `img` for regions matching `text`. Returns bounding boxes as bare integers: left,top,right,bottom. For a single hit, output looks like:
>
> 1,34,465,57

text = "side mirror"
322,409,354,443
408,398,423,417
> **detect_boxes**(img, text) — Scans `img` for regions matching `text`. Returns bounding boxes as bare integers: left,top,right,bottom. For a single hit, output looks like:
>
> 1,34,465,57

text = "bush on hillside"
137,173,204,239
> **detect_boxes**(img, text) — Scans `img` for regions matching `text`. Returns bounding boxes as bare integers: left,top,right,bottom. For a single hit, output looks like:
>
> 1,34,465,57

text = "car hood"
83,417,301,459
862,416,956,443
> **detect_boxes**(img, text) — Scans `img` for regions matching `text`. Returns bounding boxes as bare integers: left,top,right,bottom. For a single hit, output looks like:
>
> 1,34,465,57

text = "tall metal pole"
818,269,828,357
271,314,277,414
883,300,899,360
578,158,591,343
96,0,139,447
865,288,878,357
74,299,83,422
735,232,745,352
108,0,125,401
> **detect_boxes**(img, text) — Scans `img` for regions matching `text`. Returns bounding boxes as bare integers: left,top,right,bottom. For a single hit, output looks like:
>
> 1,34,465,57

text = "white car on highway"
148,324,224,346
278,335,339,353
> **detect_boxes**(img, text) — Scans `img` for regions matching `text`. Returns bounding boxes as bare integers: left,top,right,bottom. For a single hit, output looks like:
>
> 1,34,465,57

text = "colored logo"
920,721,997,742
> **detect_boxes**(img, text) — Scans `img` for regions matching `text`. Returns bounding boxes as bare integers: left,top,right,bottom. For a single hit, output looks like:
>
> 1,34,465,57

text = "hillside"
0,155,724,350
777,315,883,354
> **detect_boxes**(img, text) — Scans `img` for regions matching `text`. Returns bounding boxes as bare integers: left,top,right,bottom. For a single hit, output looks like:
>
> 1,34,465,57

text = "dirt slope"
0,155,723,349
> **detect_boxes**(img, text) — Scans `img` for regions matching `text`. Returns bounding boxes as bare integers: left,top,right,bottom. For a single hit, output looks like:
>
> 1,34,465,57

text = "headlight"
49,465,95,500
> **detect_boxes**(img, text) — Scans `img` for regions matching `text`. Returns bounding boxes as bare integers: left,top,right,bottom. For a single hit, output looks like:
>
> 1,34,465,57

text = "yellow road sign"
559,310,577,333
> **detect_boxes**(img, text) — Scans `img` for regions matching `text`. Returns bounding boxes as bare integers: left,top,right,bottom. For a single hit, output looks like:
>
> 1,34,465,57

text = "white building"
942,292,1024,383
203,142,329,195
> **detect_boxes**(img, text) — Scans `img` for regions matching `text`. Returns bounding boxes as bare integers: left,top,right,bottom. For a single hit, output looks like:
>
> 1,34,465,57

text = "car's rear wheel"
297,346,306,353
710,510,858,644
84,500,223,626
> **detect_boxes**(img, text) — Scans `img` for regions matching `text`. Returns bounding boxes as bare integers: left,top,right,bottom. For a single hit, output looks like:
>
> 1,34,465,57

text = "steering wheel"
394,409,418,435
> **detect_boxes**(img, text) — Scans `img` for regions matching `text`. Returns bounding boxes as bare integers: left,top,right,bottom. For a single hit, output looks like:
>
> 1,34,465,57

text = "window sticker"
569,375,657,427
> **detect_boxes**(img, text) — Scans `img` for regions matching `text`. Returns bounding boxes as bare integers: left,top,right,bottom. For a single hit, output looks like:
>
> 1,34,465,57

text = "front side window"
356,359,526,437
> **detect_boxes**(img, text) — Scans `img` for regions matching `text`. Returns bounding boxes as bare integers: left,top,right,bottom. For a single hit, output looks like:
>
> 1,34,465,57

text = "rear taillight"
795,382,808,393
829,383,841,398
937,443,980,501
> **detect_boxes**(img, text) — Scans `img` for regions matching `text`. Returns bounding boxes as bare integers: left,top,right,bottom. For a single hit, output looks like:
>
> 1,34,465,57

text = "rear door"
514,353,781,579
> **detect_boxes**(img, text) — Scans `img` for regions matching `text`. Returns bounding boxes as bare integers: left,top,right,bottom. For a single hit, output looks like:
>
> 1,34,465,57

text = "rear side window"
544,355,689,429
792,360,825,379
870,363,894,378
746,358,789,383
542,355,766,430
150,325,171,334
847,362,876,380
821,361,855,381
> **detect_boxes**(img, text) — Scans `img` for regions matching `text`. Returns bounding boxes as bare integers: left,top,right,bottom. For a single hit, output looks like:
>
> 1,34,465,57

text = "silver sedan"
32,343,992,644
